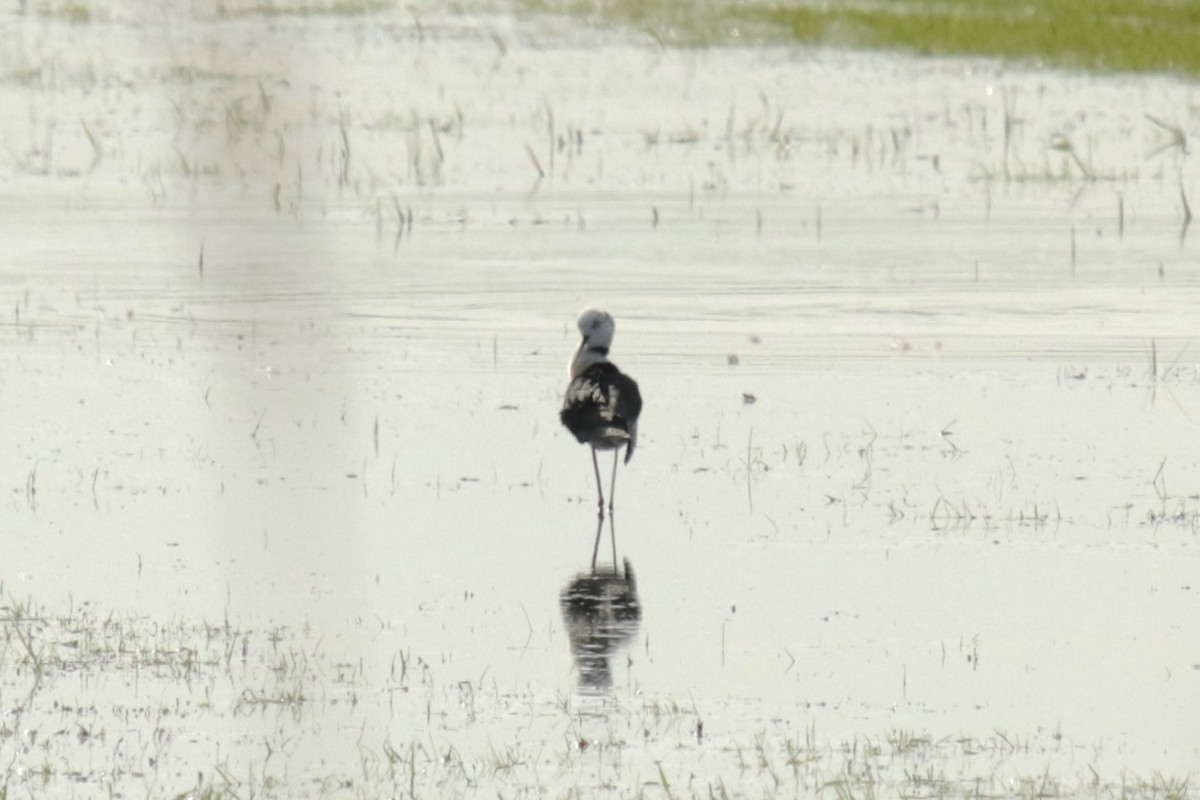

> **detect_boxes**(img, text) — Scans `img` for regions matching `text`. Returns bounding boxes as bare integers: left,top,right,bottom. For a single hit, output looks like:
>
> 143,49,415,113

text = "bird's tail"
623,422,638,464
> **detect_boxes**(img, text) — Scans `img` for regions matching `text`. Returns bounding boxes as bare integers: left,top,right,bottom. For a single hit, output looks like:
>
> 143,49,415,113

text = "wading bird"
560,309,643,529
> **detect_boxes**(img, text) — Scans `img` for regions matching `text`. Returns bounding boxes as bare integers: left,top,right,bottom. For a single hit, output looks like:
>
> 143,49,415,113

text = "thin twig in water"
1070,225,1076,273
1153,458,1168,501
1180,184,1193,244
523,143,544,179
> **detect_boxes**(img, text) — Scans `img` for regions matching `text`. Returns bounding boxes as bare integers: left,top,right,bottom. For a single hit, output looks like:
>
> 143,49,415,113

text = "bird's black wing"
560,363,642,452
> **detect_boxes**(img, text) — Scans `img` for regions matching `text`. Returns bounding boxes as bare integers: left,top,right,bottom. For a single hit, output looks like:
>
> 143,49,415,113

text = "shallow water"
1,2,1198,797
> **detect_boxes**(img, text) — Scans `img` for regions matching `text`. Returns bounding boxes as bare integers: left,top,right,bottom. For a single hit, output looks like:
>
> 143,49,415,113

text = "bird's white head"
576,308,615,348
569,308,616,378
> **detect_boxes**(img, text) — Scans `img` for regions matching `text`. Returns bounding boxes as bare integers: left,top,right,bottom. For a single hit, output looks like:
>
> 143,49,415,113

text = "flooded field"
2,1,1198,797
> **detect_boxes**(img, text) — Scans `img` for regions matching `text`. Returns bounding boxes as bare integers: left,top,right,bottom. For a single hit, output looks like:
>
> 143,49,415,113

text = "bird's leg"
591,446,606,521
609,450,619,565
609,511,618,570
590,514,603,572
608,449,619,517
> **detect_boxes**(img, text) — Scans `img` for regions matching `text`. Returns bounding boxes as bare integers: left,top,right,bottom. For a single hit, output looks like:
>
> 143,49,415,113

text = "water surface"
1,2,1198,796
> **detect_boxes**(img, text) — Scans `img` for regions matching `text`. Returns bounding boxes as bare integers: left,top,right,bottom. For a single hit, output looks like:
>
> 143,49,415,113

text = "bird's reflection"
560,525,641,691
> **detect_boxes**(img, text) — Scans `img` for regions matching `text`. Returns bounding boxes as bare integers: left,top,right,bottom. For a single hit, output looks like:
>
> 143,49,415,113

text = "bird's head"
568,308,617,379
576,308,615,349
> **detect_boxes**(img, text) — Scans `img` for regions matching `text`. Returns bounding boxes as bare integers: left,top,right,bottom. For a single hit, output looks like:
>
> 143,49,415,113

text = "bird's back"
560,363,642,460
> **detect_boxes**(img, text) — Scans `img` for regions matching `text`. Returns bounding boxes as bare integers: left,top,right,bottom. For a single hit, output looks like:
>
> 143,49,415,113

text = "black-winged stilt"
560,309,643,539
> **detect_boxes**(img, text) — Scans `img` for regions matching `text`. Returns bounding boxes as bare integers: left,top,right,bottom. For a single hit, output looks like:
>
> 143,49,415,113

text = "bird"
560,309,643,530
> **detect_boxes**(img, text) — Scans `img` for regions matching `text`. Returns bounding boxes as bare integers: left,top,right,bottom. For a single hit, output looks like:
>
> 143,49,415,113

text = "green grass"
215,0,393,16
32,0,92,21
523,0,1200,75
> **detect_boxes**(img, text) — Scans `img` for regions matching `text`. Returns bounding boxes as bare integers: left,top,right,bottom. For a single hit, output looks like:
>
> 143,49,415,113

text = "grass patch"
523,0,1200,75
31,0,92,22
0,590,1193,798
216,0,393,16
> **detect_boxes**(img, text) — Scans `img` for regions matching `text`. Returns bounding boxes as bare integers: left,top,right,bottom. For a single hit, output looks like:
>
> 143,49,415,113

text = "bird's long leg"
590,514,603,572
591,445,605,521
609,449,619,516
608,450,620,566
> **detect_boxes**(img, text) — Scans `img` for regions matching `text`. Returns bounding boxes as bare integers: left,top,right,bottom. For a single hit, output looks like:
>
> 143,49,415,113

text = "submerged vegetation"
524,0,1200,75
1,591,1193,798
